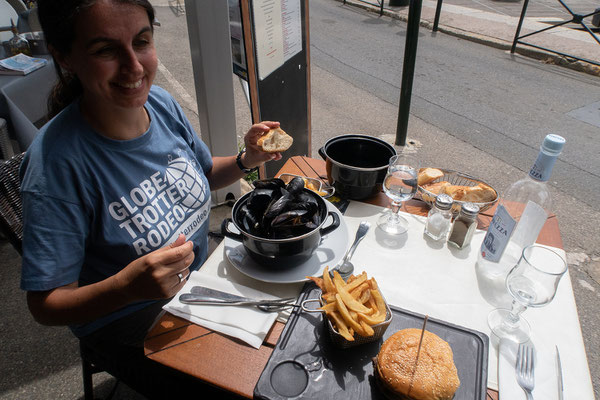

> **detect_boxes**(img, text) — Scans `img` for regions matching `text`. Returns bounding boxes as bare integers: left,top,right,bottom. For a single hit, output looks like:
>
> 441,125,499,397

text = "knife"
556,345,564,400
178,286,297,311
188,285,295,304
190,286,258,302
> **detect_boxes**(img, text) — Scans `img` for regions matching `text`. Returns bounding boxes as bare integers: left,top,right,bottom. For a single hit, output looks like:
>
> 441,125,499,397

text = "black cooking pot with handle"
318,135,396,200
221,188,340,268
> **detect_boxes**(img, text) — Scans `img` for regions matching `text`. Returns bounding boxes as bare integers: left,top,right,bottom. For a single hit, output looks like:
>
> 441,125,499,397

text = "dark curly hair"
37,0,155,118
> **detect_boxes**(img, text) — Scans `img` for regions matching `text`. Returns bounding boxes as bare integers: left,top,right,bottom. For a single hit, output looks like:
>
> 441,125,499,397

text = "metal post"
395,0,422,146
511,0,530,53
433,0,443,32
185,0,241,203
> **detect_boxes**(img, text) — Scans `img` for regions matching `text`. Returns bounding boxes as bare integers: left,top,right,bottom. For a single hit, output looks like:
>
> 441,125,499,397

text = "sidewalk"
342,0,600,75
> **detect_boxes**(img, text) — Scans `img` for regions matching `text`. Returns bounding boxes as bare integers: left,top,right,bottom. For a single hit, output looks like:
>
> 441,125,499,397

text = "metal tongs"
179,286,299,312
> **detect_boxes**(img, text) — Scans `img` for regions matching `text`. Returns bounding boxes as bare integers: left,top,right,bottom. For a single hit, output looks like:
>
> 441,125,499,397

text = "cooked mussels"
238,177,323,239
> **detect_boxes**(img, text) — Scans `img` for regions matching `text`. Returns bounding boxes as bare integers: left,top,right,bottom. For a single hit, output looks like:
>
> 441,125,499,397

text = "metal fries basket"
301,296,393,349
276,173,335,198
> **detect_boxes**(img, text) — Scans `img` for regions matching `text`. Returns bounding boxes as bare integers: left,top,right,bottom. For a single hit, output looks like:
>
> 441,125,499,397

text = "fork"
516,342,536,400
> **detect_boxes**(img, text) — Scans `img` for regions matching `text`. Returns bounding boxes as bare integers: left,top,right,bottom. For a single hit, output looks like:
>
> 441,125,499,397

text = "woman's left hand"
241,121,283,169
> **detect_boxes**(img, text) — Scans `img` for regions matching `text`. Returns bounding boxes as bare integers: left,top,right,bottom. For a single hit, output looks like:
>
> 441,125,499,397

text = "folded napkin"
164,272,287,349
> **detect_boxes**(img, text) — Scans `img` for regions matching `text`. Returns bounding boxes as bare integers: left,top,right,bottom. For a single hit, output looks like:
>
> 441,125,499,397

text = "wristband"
235,149,258,174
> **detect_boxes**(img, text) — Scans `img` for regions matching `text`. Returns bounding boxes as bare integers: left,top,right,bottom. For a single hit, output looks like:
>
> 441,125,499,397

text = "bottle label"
480,205,516,262
529,151,557,182
510,200,547,248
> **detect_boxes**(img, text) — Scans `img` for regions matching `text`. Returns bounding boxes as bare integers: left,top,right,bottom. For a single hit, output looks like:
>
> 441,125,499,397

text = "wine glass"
488,244,567,343
377,154,418,235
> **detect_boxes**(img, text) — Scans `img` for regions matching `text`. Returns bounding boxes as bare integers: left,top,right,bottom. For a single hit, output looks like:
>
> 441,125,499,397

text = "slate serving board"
254,284,489,400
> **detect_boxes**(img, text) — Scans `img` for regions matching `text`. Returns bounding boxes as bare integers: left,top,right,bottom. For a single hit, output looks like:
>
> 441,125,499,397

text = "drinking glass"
488,244,567,343
377,154,418,235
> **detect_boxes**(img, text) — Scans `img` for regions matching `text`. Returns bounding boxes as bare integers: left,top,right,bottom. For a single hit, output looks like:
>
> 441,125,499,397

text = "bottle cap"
541,134,565,156
460,202,480,217
434,194,453,210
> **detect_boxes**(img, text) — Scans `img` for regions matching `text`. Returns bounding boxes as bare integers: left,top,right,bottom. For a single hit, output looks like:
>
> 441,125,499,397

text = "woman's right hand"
117,234,195,302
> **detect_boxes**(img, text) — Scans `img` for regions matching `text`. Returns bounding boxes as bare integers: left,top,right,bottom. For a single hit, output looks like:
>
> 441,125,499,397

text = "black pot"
221,189,340,268
318,135,396,200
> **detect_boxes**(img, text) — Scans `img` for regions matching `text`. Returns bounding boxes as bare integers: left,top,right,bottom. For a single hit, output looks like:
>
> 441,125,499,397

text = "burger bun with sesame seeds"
373,329,460,400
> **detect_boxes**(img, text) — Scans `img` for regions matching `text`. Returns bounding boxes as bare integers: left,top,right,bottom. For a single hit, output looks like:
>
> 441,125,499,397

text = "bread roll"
464,183,497,203
422,181,496,204
418,168,445,186
421,181,450,195
440,184,468,201
374,329,460,400
257,127,293,153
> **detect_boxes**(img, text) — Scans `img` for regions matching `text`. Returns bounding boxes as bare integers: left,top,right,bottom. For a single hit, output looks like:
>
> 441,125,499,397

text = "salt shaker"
424,194,453,241
447,202,480,249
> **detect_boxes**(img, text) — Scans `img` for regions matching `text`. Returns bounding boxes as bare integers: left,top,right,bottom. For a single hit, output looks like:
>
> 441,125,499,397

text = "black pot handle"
221,218,243,242
319,211,341,236
318,146,326,160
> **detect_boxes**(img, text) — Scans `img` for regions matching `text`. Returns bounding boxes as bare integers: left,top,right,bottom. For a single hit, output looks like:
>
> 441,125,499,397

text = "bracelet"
235,149,258,174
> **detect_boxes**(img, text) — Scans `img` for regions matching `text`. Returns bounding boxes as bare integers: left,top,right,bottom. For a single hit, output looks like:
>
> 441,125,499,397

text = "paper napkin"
164,272,286,349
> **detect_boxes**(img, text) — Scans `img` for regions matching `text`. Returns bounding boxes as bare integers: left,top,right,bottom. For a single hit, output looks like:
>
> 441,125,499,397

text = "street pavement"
353,0,600,75
1,0,598,399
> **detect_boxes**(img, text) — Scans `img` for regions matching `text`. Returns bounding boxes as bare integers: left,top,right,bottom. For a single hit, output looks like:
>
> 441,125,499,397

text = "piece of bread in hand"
257,127,293,153
417,168,445,186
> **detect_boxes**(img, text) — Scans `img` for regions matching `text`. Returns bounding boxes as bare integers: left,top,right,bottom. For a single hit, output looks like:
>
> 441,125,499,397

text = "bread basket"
417,168,498,214
301,295,393,349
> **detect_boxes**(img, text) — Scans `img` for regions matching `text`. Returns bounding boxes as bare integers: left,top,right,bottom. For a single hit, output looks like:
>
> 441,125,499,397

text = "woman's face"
59,0,157,111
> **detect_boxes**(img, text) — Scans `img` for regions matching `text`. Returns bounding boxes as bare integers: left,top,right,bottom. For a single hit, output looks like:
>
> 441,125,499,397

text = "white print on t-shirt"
107,156,210,255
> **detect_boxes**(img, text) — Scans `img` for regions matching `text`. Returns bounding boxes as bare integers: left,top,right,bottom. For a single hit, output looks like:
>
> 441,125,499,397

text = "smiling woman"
19,0,285,397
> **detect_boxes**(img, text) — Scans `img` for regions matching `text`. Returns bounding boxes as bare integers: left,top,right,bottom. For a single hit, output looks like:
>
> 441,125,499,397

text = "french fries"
307,266,388,341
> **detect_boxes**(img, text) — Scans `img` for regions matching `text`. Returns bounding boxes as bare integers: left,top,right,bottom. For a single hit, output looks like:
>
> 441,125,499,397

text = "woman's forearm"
27,274,133,326
27,236,194,326
206,156,246,190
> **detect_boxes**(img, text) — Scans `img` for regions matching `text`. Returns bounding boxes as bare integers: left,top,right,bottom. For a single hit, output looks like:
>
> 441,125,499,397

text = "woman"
21,0,281,352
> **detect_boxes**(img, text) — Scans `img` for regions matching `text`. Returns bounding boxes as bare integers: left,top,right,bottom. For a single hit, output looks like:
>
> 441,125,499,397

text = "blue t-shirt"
20,86,213,337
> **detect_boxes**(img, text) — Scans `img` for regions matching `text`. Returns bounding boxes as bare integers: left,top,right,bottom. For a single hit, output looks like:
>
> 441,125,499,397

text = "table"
0,57,56,154
144,156,565,399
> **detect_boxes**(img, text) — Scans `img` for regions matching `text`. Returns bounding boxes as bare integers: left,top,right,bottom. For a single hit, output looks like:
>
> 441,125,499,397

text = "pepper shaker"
424,194,453,241
447,202,480,249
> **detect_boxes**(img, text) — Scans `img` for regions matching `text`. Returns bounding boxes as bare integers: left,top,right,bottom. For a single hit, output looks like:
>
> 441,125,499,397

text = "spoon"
335,221,371,278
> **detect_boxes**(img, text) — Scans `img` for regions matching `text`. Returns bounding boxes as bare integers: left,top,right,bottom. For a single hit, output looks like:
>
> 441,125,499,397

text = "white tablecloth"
342,201,593,398
166,200,593,398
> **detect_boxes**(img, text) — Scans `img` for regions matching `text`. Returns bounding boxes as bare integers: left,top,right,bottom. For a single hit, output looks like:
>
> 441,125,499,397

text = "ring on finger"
177,272,184,283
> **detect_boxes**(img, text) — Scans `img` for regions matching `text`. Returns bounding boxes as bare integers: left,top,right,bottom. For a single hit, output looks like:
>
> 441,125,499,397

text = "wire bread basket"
301,296,393,349
417,168,498,214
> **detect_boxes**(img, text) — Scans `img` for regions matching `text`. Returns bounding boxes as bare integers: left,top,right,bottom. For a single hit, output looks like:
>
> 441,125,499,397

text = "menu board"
252,0,302,80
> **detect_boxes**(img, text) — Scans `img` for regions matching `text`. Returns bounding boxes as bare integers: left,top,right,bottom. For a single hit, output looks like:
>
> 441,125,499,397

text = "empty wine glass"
377,154,418,235
488,244,567,343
